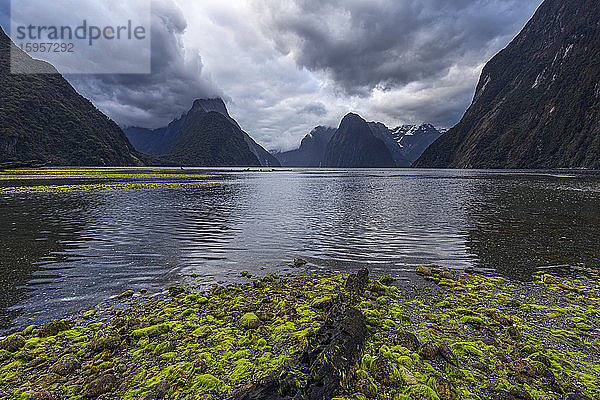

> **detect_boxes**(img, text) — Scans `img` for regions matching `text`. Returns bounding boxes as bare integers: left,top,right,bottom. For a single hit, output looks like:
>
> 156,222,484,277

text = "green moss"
239,313,260,330
131,323,170,338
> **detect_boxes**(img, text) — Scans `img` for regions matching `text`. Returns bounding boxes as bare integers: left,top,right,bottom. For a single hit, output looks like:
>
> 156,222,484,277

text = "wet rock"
116,290,135,299
239,312,261,330
370,356,401,387
508,326,523,341
155,379,170,398
395,331,420,351
311,297,333,310
566,393,593,400
355,378,377,398
398,367,417,385
419,341,439,359
241,271,252,278
293,258,307,267
92,331,121,351
38,320,70,337
0,334,25,352
541,274,561,285
168,286,185,296
464,266,475,273
380,276,396,284
491,387,534,400
27,391,60,400
84,374,117,398
438,343,459,366
432,375,458,400
416,266,433,275
50,354,80,376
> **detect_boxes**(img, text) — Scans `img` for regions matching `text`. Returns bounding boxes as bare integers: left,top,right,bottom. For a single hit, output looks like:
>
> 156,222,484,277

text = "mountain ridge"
414,0,600,169
0,27,141,166
125,98,280,167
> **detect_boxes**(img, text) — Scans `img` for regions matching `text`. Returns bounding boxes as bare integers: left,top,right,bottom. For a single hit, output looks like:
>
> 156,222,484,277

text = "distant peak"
191,98,228,116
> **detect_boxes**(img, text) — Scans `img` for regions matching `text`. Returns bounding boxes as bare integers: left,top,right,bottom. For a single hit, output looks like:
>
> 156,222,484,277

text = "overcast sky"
2,0,543,151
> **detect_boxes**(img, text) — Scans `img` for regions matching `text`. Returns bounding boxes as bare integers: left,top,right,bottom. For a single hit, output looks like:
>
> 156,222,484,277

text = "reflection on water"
0,169,599,332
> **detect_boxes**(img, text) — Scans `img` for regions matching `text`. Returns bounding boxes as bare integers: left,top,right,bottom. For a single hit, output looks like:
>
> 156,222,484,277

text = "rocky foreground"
0,266,599,400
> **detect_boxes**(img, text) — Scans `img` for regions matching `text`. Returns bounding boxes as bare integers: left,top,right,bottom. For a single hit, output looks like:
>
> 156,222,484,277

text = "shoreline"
0,267,599,400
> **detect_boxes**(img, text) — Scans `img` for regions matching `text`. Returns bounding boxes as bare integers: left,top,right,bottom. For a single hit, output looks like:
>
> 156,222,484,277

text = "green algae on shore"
0,182,220,194
0,268,599,400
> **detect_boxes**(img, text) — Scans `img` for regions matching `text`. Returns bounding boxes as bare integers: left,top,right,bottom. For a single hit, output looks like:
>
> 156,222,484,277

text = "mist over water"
1,169,599,332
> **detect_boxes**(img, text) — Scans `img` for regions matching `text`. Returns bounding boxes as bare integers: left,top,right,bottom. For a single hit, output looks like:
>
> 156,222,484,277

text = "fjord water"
1,169,599,332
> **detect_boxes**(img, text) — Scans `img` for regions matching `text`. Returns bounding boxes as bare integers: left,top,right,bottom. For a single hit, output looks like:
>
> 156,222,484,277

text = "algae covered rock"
38,320,70,337
240,312,261,330
168,286,186,296
395,332,420,351
116,290,135,299
84,373,117,398
49,354,80,375
370,356,401,387
0,333,25,352
355,378,378,397
26,391,60,400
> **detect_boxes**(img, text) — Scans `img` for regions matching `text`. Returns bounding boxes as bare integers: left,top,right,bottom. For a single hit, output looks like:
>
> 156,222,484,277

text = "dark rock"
155,379,170,398
84,374,117,398
0,334,25,352
370,357,401,387
235,269,370,400
49,354,80,376
395,332,420,351
419,342,439,359
293,258,307,267
26,391,60,400
116,290,135,299
38,320,71,337
355,378,377,398
508,326,523,342
168,286,185,296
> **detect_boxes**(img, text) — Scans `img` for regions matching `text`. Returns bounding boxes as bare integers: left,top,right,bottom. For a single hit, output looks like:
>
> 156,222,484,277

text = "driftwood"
235,269,370,400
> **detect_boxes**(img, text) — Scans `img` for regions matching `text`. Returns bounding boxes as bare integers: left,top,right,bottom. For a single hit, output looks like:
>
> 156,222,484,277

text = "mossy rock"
239,312,261,330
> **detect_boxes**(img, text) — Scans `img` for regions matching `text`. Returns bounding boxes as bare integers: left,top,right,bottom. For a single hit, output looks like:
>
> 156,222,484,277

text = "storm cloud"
253,0,541,96
67,0,221,128
1,0,543,150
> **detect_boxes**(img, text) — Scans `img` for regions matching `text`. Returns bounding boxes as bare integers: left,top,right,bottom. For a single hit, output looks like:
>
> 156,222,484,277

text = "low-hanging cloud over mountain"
1,0,542,150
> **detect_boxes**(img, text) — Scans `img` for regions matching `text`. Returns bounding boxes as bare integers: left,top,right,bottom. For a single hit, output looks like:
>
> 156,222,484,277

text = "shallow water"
1,168,599,332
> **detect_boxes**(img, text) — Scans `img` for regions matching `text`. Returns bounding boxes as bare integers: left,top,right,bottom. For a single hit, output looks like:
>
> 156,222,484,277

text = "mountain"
415,0,600,169
276,119,443,168
391,124,444,164
275,126,336,167
124,99,280,167
0,28,140,166
323,113,396,168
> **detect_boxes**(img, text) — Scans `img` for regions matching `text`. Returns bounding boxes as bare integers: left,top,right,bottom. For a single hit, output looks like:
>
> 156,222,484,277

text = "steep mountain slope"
0,28,140,166
275,126,336,167
324,113,396,168
163,112,260,167
415,0,600,169
369,122,412,167
391,124,444,164
124,99,280,167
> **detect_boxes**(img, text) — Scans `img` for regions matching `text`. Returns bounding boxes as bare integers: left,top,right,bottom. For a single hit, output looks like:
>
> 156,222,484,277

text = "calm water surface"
1,169,599,332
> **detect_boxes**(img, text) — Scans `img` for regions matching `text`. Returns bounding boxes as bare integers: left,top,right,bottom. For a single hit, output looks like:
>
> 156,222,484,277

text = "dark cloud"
0,0,9,33
300,102,327,116
255,0,541,96
67,0,221,128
